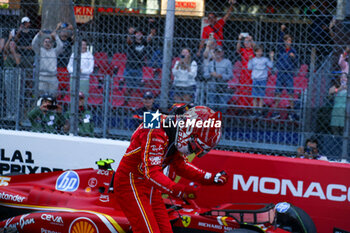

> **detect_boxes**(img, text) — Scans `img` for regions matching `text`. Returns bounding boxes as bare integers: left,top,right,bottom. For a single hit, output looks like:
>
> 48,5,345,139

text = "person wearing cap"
14,16,35,68
32,22,64,95
203,46,233,112
124,27,155,106
172,48,198,103
132,91,159,128
63,92,94,136
27,94,66,134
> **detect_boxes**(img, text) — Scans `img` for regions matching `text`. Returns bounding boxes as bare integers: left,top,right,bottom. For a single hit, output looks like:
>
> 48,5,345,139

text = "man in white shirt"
67,39,94,98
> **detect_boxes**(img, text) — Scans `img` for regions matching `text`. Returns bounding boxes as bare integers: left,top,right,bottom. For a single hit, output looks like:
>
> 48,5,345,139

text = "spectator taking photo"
27,94,65,133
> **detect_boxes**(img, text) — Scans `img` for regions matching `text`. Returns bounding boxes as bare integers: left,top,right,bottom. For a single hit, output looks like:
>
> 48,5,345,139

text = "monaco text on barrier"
233,174,350,202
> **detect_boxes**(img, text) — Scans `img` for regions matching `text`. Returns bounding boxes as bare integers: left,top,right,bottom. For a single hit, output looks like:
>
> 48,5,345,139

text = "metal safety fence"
0,0,349,161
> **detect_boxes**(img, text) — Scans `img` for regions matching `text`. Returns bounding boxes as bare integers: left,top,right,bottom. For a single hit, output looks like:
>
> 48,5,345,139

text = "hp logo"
55,171,80,192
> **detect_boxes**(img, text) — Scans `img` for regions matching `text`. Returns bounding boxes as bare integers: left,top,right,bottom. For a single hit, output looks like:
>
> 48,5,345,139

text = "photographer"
172,48,198,103
27,94,66,134
296,137,327,160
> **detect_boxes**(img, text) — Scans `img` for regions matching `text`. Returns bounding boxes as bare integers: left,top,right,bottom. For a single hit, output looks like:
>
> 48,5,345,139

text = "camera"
61,23,68,28
305,146,317,155
47,104,57,110
180,55,185,59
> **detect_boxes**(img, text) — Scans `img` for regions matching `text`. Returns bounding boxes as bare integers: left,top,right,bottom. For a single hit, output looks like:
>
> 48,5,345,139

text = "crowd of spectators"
0,5,349,158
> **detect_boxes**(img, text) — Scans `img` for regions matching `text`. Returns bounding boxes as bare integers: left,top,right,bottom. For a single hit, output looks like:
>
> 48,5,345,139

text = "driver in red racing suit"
114,106,228,233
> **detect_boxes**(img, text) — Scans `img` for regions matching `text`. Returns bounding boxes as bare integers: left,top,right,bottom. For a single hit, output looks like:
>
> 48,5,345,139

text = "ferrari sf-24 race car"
0,160,316,233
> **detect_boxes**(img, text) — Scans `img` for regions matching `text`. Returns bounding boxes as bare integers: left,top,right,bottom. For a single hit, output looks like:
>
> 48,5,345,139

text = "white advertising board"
0,129,129,175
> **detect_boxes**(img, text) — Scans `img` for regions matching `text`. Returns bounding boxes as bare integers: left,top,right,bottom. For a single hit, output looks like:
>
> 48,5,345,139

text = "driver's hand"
213,171,228,185
173,183,199,200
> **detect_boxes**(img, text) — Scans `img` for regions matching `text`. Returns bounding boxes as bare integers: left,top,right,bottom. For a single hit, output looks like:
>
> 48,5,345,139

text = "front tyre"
276,202,316,233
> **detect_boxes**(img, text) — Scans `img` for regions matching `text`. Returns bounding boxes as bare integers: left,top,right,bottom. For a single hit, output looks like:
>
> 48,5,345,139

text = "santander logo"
232,174,350,202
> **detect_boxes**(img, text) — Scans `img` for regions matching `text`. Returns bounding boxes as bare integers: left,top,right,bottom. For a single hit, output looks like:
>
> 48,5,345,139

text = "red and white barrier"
190,150,350,233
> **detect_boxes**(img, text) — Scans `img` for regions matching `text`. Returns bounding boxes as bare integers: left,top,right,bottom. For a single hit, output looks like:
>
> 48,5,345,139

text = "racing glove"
172,182,199,200
213,171,228,185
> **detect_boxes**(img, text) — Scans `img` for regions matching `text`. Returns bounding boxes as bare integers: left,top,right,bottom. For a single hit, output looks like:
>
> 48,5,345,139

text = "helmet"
175,106,222,158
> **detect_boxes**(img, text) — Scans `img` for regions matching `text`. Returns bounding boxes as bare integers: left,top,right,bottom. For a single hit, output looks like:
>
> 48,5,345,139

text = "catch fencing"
0,0,349,160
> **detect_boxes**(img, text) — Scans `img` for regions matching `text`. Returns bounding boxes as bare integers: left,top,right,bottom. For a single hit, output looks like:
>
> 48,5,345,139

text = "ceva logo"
55,171,80,192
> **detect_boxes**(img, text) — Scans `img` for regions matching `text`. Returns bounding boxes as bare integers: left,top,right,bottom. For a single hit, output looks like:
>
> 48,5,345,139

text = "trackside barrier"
1,129,349,232
0,129,128,174
190,150,350,233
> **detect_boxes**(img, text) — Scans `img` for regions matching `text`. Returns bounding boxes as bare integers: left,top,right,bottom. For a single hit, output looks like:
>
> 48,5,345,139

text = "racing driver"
114,105,228,233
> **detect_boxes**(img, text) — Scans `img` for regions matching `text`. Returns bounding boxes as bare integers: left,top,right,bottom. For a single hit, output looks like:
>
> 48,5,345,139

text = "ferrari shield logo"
181,215,191,227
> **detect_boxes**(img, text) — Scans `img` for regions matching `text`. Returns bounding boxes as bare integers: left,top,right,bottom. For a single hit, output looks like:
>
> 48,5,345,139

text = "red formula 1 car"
0,161,316,233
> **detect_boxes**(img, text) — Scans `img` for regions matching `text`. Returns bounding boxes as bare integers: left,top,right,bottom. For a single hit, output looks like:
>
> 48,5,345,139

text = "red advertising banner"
190,150,350,233
74,6,94,24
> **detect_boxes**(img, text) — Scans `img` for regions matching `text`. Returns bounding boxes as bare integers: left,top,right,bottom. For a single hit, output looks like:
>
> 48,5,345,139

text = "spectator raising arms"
248,45,274,118
67,39,94,98
3,33,21,119
172,48,198,103
14,16,35,68
124,27,155,106
202,33,217,72
236,34,255,106
272,24,298,120
203,46,233,112
196,0,235,57
32,23,64,96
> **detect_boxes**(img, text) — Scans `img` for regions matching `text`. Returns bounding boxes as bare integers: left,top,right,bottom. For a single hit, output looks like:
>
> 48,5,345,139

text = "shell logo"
69,217,99,233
